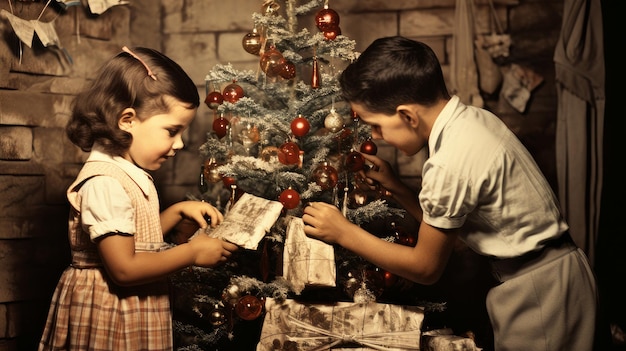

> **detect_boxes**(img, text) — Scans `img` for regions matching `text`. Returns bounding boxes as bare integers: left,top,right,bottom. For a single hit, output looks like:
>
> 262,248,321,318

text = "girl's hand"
178,200,224,229
188,234,238,267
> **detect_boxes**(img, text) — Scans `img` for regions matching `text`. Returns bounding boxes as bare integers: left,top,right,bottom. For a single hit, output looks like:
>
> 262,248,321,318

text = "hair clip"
122,46,157,81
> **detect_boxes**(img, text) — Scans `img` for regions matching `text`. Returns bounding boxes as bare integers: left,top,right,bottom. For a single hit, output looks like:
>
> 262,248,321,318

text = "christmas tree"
169,1,454,350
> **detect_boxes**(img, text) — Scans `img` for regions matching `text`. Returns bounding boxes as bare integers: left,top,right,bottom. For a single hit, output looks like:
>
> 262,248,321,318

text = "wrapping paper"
283,217,336,294
206,192,283,250
257,298,424,351
421,329,482,351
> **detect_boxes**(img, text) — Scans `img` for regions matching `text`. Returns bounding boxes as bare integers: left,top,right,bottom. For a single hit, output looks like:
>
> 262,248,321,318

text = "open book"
204,192,284,250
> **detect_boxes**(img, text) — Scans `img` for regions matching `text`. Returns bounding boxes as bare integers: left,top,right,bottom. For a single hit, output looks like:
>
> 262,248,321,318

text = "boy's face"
351,102,425,156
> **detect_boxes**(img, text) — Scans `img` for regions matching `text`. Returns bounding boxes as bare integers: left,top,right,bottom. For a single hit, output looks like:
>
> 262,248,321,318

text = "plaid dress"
39,160,172,351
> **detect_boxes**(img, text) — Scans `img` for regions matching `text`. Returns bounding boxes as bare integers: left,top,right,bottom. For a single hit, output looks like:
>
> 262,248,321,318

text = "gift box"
283,217,336,294
256,298,424,351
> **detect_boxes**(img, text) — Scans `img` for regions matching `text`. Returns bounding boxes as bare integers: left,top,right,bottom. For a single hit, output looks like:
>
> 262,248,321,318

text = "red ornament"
222,80,244,103
382,270,398,288
315,6,340,32
311,56,320,89
360,139,378,155
279,60,296,80
290,115,310,137
278,141,301,165
279,188,300,209
323,25,341,41
313,162,339,190
235,295,264,321
260,46,285,78
212,115,229,138
345,151,365,172
222,176,236,191
204,91,223,110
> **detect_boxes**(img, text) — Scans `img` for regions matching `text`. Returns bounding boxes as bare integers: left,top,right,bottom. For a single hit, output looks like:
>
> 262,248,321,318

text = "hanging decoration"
242,27,263,56
311,54,321,88
290,115,310,137
212,114,230,139
222,80,245,103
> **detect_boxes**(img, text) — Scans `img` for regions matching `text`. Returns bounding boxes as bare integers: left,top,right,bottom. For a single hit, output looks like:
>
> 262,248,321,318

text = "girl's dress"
39,153,172,350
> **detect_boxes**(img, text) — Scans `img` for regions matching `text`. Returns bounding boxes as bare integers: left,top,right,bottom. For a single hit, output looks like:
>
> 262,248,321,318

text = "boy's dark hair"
339,36,450,115
66,47,199,155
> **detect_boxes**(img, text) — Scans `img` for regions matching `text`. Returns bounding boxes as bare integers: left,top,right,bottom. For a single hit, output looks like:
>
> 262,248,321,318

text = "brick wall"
0,0,563,349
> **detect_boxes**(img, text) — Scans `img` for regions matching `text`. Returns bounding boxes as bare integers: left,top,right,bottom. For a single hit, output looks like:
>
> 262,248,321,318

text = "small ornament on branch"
260,45,285,78
312,161,339,191
222,80,245,103
360,138,378,155
242,27,262,56
204,90,224,110
324,108,343,132
279,187,300,210
290,114,310,137
212,114,230,139
311,55,321,89
278,141,301,165
315,4,340,32
235,295,264,321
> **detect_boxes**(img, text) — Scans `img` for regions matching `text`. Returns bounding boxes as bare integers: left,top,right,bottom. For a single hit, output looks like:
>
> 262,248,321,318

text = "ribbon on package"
256,298,424,351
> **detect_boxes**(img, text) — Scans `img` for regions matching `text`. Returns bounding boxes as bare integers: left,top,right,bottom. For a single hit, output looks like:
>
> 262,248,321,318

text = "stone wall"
0,0,563,349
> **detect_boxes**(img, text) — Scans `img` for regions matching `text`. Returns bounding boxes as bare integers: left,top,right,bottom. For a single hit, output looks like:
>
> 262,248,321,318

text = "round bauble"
360,138,378,155
242,29,262,55
203,157,223,183
279,188,300,209
260,46,285,78
204,91,223,110
222,80,244,103
278,141,301,165
279,60,296,80
345,151,365,172
290,115,310,137
212,116,229,139
323,25,341,41
324,109,344,132
312,162,339,190
315,6,340,32
235,295,264,321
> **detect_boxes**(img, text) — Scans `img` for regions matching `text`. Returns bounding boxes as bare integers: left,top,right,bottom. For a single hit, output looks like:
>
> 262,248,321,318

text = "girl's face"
122,99,196,171
351,102,425,156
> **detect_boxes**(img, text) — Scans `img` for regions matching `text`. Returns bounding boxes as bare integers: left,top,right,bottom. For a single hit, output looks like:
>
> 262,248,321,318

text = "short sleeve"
78,176,135,242
419,161,472,229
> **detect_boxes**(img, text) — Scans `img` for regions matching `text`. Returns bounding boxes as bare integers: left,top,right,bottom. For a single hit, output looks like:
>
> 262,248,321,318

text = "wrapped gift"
421,329,482,351
257,298,424,351
283,217,336,294
205,192,283,250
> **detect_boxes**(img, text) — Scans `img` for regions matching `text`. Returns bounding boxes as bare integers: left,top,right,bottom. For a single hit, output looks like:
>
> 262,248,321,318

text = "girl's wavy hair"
66,47,200,156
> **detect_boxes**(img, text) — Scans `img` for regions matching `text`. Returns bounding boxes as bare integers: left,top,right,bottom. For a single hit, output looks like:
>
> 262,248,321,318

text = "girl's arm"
97,232,237,286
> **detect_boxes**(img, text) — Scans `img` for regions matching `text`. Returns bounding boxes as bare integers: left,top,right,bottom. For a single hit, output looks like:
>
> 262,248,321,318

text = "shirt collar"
86,144,154,195
429,95,462,155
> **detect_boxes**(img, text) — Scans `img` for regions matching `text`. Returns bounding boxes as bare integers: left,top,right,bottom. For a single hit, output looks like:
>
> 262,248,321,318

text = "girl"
39,47,238,350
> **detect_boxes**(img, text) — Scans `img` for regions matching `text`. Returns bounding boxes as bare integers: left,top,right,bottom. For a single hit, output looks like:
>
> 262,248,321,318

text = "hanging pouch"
474,0,510,94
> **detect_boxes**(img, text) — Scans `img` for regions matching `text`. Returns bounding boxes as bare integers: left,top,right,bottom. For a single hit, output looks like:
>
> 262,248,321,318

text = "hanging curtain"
553,0,605,265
